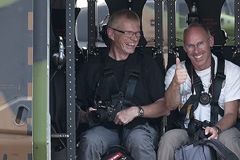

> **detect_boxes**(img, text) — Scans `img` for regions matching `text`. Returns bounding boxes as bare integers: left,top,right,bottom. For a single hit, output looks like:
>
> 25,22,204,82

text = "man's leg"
157,129,189,160
122,123,158,160
76,126,120,160
218,127,240,160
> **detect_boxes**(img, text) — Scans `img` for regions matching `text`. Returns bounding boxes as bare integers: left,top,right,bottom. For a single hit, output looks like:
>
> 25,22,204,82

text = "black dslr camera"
88,101,126,126
188,119,213,139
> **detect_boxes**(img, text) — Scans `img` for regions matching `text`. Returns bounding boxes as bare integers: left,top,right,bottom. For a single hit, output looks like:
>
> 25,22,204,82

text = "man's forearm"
165,82,181,110
141,98,170,118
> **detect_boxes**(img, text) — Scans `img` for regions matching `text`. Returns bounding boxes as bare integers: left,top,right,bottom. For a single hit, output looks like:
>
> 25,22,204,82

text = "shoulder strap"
102,57,120,106
210,54,225,124
203,138,239,160
98,53,142,107
175,58,203,130
122,53,142,106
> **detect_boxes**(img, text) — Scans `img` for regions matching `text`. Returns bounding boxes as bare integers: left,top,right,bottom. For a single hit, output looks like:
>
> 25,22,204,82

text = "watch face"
199,92,211,105
138,107,144,116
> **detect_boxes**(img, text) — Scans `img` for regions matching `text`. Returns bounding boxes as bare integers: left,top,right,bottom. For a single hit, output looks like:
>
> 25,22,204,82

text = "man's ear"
107,27,114,41
209,35,214,47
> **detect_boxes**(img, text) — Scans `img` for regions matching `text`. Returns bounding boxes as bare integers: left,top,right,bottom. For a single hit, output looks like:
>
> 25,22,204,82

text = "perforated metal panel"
66,0,76,159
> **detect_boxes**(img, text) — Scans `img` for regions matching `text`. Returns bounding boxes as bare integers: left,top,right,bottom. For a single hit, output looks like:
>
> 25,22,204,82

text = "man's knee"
127,130,153,147
161,129,187,142
219,128,240,145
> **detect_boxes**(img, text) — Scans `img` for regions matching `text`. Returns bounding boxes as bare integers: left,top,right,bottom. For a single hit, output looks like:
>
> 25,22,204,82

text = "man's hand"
114,107,138,125
173,57,187,85
205,126,219,140
79,107,97,123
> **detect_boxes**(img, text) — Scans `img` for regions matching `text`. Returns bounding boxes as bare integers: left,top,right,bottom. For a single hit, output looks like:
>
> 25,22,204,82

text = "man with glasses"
157,23,240,160
76,9,169,160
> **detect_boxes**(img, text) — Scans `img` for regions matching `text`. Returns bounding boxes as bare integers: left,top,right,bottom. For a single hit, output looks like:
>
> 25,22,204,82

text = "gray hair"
107,9,140,29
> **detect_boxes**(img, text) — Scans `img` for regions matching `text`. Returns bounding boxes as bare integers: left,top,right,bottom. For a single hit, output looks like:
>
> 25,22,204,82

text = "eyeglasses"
185,38,210,52
110,27,141,38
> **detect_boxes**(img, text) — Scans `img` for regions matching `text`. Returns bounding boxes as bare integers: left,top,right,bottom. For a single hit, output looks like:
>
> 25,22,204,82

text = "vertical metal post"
154,0,164,49
235,0,240,47
154,0,165,72
33,0,50,159
88,0,97,55
66,0,76,159
167,0,176,51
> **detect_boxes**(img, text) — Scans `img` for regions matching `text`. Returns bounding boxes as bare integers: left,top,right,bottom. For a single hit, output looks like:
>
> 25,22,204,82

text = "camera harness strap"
210,55,225,124
98,53,141,108
177,54,225,132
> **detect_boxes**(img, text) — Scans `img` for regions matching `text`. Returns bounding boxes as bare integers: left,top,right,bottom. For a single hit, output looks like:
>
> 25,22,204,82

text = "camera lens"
88,111,101,126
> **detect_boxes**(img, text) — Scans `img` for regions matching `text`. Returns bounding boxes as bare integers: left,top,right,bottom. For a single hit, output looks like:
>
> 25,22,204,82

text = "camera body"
88,101,126,126
188,119,213,138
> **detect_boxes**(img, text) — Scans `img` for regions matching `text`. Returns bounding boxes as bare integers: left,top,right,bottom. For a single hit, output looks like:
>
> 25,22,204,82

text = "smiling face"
107,15,140,60
183,26,214,71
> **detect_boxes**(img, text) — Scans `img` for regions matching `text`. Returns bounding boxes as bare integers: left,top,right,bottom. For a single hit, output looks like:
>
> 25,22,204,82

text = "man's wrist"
212,125,221,134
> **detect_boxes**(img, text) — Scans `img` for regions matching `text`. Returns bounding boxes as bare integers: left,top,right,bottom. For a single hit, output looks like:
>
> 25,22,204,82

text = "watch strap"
213,125,221,134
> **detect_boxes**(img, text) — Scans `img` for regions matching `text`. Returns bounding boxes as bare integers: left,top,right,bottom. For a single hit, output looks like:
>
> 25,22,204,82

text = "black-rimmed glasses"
110,27,141,38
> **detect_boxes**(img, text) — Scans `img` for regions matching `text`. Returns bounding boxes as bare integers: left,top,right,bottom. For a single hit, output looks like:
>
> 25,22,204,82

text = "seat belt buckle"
131,71,140,79
103,68,114,77
216,72,226,79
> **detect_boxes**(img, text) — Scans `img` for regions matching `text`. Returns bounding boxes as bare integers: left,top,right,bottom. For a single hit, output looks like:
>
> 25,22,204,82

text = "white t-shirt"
165,54,240,127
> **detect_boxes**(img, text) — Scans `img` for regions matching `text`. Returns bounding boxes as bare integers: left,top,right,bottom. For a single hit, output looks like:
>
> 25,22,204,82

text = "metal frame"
66,0,76,159
235,0,240,47
33,0,50,159
88,0,98,55
154,0,164,49
167,0,176,52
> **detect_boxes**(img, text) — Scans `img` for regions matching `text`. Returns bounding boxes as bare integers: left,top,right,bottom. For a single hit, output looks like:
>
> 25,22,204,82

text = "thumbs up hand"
173,58,187,85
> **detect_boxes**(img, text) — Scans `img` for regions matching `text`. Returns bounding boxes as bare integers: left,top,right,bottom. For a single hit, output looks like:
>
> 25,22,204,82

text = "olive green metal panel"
33,0,50,159
33,61,49,160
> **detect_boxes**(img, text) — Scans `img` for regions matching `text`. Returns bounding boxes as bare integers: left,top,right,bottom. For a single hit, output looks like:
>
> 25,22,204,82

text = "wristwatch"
213,125,222,134
138,106,144,117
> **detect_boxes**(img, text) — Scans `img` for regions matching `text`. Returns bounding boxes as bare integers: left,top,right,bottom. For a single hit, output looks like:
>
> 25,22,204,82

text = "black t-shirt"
76,51,165,128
